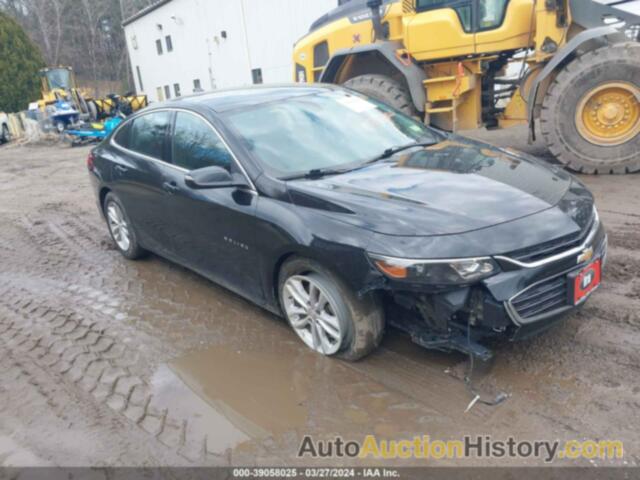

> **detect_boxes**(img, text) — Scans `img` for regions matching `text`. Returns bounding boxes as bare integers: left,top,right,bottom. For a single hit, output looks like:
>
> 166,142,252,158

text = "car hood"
287,137,576,236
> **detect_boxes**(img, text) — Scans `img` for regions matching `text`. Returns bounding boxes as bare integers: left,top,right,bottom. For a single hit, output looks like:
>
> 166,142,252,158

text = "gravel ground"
0,127,638,468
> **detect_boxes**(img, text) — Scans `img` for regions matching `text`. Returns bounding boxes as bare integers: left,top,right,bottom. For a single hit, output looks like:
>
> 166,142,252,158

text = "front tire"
103,192,146,260
278,257,384,361
343,74,417,117
540,42,640,174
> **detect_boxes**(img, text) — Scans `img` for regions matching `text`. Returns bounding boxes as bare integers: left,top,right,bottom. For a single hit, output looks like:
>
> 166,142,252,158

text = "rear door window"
171,112,233,171
129,111,171,160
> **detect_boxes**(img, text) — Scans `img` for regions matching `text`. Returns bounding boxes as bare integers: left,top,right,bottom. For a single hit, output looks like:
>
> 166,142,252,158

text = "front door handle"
162,181,179,194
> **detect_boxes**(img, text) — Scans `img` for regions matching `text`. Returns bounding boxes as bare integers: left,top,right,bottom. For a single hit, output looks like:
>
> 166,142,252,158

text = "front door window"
171,112,233,171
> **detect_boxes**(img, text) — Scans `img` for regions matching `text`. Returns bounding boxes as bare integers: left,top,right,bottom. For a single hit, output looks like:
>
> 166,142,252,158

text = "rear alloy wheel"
540,42,640,174
278,257,385,361
107,202,131,252
104,193,146,260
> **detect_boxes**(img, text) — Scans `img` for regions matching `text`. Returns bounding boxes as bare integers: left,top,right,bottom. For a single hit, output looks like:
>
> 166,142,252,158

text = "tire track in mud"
0,209,295,465
0,279,236,464
0,203,231,463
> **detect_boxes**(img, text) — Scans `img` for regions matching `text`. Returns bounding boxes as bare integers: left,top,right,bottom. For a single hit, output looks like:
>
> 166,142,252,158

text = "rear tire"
343,74,417,117
540,42,640,174
278,257,385,361
103,192,147,260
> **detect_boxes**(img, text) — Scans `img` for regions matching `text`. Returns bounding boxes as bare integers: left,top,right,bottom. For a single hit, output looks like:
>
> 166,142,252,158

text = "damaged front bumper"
372,220,608,360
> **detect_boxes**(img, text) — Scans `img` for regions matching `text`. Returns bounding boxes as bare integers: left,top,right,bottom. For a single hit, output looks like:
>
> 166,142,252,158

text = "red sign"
573,260,601,305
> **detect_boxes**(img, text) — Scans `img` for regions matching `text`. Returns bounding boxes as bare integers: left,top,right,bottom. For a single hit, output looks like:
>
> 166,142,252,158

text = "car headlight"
368,253,499,285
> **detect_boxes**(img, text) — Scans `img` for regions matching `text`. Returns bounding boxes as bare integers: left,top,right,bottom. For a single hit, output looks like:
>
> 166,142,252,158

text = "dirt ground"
0,126,638,468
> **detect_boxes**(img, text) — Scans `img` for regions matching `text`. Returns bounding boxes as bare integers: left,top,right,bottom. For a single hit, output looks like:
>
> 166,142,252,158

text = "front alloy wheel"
282,274,345,355
278,257,385,361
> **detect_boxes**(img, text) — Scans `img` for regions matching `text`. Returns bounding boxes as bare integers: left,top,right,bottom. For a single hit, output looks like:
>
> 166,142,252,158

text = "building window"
165,35,173,52
164,85,171,99
252,68,263,85
156,87,164,101
136,66,144,91
156,39,163,55
174,83,181,97
193,79,202,92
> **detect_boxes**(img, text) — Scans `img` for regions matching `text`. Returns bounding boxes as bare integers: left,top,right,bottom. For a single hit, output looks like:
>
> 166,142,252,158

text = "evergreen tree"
0,11,44,112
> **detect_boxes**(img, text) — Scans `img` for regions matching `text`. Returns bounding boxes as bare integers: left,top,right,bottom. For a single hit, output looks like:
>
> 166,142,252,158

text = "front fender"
321,41,427,113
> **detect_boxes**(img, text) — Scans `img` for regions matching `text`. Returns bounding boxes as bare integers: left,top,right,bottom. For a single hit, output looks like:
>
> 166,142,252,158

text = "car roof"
160,84,335,113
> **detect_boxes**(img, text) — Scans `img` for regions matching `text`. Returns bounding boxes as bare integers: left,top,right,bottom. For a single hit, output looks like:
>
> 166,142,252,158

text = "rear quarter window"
113,121,132,148
128,111,171,160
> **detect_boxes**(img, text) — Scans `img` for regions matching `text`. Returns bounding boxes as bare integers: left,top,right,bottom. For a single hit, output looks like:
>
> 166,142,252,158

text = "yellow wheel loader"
38,66,148,121
293,0,640,174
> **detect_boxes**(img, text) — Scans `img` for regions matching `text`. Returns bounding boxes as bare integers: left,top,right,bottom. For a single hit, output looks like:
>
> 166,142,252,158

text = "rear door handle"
162,181,179,194
115,165,128,173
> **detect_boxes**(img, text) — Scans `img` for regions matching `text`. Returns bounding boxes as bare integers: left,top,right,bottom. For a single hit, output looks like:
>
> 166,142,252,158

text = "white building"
123,0,337,102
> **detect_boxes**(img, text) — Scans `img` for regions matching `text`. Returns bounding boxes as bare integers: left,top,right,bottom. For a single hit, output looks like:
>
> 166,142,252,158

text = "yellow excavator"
38,66,147,124
293,0,640,174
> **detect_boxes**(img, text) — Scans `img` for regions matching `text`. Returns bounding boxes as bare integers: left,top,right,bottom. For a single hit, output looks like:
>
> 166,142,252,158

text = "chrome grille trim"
494,208,599,269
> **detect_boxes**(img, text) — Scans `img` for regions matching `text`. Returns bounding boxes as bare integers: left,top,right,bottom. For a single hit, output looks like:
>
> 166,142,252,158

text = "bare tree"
0,0,155,92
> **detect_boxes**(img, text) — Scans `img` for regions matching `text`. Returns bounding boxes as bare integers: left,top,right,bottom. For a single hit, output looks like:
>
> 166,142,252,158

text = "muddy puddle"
171,347,316,437
151,344,326,454
148,338,478,460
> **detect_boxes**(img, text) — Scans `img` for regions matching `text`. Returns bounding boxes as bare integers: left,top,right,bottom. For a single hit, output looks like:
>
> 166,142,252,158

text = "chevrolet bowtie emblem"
577,247,594,264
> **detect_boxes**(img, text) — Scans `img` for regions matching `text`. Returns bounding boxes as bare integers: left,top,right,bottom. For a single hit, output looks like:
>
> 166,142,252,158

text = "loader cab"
40,67,76,96
405,0,533,60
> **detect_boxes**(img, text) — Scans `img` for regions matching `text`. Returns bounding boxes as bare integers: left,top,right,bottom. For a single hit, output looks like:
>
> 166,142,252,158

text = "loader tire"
540,42,640,174
343,74,417,117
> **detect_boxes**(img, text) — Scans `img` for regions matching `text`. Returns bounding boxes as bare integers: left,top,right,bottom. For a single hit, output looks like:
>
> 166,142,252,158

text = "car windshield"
224,90,440,178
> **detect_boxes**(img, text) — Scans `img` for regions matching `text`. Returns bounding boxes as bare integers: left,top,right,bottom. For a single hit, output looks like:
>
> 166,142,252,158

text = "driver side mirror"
185,166,246,189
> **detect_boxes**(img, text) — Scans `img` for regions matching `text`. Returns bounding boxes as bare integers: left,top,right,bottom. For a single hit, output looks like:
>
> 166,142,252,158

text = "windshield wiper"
282,140,439,181
282,166,356,181
367,140,438,164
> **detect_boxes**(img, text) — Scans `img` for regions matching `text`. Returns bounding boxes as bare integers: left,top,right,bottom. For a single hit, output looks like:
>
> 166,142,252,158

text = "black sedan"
88,85,607,361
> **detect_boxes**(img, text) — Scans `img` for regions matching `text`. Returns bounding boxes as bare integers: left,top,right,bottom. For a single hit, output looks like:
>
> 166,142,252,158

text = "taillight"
87,151,96,171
